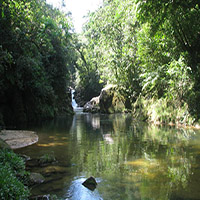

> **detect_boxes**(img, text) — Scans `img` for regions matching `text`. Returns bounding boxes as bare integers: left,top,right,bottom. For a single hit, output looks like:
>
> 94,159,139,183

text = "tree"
0,0,76,126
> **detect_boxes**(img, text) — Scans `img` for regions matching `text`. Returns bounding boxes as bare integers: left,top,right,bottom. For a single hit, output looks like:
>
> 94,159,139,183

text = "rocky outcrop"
0,130,38,149
83,96,100,113
99,85,125,114
83,85,126,114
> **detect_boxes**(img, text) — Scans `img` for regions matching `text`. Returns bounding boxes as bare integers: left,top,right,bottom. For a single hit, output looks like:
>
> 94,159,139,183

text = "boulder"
82,176,97,191
83,85,126,114
0,130,38,149
83,96,100,113
99,85,125,114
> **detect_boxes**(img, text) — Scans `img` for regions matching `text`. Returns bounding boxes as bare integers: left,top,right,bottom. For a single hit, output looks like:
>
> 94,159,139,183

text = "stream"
15,111,200,200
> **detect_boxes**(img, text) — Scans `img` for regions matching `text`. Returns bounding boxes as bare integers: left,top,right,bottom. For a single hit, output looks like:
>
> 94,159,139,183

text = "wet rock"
82,176,97,191
29,172,45,185
83,96,100,113
26,154,57,168
39,153,56,166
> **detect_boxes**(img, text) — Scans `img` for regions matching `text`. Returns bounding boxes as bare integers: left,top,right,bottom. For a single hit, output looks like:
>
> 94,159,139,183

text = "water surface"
16,113,200,200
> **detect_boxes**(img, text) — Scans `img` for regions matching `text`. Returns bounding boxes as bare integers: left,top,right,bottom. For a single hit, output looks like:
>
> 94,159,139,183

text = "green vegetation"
73,35,104,104
75,0,200,125
1,1,199,198
0,149,30,200
0,0,76,126
39,152,56,165
1,0,199,125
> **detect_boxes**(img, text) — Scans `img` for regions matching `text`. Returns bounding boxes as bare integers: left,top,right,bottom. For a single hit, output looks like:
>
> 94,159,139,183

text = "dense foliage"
0,0,76,126
73,35,104,105
76,0,200,124
0,149,30,200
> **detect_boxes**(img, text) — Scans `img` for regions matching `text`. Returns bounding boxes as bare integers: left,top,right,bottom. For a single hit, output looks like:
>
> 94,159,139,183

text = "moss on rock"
99,85,126,114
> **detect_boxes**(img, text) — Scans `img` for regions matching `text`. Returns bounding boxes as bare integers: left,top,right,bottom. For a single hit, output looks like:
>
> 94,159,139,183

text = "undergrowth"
0,149,30,200
132,96,197,126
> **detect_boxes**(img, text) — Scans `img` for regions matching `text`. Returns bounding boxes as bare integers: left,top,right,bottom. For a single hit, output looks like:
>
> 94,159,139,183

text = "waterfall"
71,89,83,113
71,89,78,108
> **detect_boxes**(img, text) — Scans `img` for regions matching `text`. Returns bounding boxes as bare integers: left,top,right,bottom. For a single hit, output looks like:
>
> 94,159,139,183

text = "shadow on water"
15,112,200,200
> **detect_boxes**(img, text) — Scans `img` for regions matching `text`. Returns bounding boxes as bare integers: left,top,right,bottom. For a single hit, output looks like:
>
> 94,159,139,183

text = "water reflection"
103,134,114,144
67,177,103,200
15,114,200,200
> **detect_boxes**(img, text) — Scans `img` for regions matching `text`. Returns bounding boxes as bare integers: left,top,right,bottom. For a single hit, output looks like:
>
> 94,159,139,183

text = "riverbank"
132,96,200,130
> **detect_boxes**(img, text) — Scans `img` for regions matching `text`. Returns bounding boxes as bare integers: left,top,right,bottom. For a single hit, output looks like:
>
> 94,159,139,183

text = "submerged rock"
82,176,97,191
41,166,68,177
39,153,56,166
29,172,45,185
26,158,40,168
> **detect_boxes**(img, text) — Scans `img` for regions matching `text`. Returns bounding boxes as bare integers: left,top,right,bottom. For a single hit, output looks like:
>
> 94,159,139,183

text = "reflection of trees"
68,114,200,199
125,125,198,199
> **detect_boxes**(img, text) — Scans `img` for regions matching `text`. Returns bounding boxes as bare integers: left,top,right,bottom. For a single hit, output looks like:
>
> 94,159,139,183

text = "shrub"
0,149,30,200
132,96,195,125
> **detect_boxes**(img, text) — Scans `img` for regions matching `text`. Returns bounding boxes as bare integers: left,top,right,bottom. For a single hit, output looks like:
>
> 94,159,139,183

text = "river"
16,112,200,200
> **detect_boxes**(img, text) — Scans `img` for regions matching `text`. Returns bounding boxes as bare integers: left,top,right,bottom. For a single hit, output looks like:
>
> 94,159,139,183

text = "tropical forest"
0,0,200,199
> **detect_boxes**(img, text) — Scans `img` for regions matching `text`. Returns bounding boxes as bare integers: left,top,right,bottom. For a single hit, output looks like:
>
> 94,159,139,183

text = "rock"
0,130,38,149
82,85,126,114
29,173,45,185
39,153,56,166
82,176,97,191
83,96,100,113
99,85,125,114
